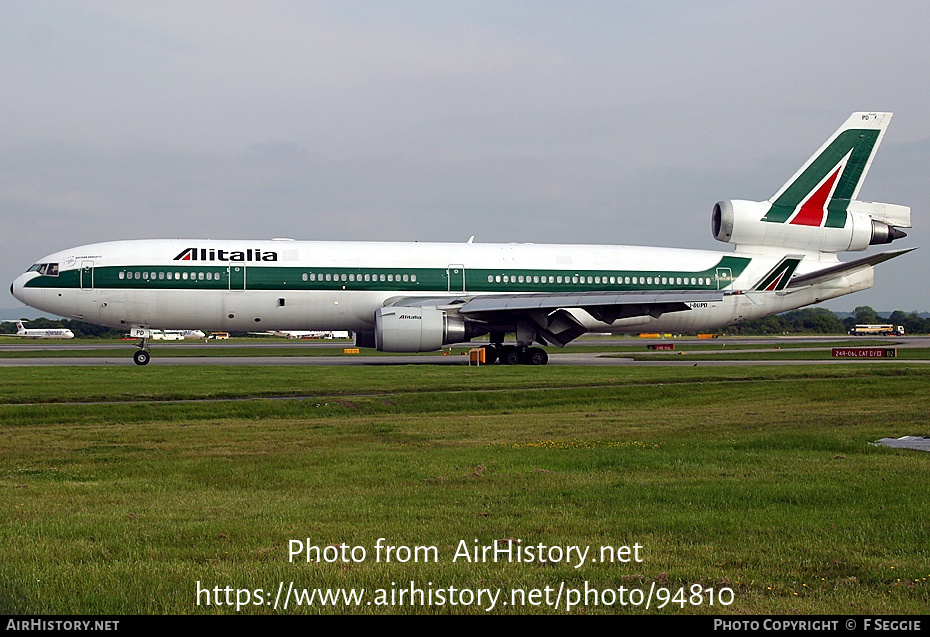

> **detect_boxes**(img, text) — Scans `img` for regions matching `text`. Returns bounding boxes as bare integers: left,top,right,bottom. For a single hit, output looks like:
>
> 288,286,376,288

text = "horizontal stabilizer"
847,200,911,228
787,248,915,288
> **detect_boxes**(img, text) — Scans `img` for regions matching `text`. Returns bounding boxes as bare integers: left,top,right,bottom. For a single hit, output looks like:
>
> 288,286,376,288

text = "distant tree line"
3,305,928,338
725,306,930,335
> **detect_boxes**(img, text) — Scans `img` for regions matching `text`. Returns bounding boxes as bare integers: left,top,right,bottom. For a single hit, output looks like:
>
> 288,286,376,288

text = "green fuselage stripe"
25,256,751,293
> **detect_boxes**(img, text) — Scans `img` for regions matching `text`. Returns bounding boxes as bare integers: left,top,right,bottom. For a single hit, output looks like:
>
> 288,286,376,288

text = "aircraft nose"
10,274,27,303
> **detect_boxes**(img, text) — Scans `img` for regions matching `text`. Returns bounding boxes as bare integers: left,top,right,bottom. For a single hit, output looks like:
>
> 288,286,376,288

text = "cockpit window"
28,263,60,276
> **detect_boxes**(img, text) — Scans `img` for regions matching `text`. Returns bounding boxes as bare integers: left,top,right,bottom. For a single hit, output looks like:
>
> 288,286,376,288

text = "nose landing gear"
133,346,150,366
130,328,152,365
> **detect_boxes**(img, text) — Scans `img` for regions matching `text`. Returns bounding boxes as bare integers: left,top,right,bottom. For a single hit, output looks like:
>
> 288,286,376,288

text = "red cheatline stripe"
790,167,840,226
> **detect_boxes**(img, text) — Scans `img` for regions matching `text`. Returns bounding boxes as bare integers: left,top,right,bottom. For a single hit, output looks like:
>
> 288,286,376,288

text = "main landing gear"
481,343,549,365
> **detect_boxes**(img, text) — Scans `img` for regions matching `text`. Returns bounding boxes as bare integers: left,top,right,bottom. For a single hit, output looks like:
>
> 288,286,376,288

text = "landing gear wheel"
481,345,499,364
526,347,549,365
500,346,522,365
133,350,151,366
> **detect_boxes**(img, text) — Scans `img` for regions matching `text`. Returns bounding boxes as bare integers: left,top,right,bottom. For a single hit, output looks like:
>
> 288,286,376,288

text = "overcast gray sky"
2,1,928,313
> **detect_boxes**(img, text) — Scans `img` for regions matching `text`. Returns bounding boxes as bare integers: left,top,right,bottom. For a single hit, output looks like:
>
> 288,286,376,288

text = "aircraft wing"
383,289,724,346
455,289,723,319
385,289,723,317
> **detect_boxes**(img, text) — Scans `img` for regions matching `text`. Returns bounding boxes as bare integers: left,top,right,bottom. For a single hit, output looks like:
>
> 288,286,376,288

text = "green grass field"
1,365,928,614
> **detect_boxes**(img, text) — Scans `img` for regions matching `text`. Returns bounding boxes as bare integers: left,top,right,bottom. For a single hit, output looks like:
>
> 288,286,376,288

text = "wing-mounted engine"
712,199,908,253
374,306,487,352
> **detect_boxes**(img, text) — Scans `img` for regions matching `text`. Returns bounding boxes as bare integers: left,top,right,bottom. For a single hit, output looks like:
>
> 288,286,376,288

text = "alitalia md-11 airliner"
11,112,912,365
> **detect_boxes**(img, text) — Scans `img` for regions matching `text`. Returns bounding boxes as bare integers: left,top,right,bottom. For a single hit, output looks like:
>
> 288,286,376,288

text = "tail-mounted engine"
712,199,908,253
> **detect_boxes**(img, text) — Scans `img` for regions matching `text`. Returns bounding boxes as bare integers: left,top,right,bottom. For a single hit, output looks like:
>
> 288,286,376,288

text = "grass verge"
1,365,928,614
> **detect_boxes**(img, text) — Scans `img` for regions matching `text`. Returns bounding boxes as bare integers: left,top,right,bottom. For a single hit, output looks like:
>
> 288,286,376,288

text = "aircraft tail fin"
766,112,892,222
712,112,910,254
15,321,25,335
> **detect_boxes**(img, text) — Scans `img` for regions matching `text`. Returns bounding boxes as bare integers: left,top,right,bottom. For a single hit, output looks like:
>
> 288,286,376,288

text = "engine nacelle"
712,199,907,253
374,307,473,352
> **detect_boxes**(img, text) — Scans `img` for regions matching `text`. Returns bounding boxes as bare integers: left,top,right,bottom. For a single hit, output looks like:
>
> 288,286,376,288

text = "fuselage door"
715,267,733,290
228,265,246,291
80,261,94,290
447,264,465,292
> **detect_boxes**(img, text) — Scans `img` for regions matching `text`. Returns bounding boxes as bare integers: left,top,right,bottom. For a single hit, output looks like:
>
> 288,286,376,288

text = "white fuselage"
10,238,871,339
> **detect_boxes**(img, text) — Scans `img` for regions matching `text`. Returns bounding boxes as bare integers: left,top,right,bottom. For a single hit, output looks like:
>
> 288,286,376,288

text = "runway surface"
0,336,926,366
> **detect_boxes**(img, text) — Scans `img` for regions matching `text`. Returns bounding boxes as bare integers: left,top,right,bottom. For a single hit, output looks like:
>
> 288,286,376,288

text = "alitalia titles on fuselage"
174,248,279,262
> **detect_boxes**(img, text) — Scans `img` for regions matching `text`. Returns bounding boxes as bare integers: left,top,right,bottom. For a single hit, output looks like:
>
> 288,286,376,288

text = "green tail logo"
763,118,882,229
